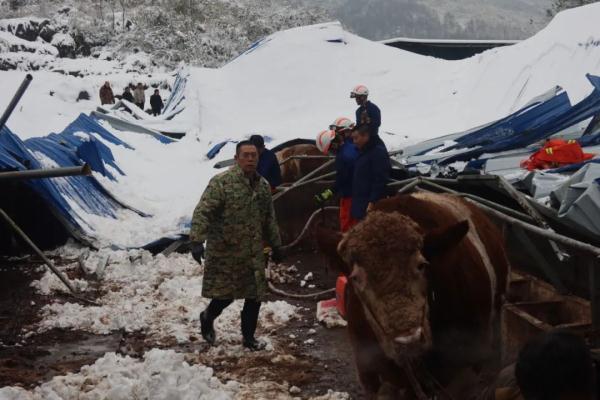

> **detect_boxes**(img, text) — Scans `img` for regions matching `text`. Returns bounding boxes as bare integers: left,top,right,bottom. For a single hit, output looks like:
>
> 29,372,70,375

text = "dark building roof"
380,37,520,60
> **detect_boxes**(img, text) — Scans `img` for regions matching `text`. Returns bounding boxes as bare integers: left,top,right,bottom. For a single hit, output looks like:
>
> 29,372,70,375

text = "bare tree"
9,0,25,11
119,0,127,31
549,0,595,15
107,0,117,31
94,0,105,22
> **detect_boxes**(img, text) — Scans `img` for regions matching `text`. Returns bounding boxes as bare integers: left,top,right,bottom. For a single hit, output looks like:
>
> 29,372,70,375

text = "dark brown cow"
275,144,329,183
316,192,510,399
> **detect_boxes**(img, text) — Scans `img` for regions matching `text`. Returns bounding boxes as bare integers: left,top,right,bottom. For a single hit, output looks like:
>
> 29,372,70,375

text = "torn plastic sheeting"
440,74,600,166
162,69,187,117
450,88,571,151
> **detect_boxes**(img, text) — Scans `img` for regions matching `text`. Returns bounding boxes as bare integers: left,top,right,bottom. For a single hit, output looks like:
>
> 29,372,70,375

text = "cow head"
337,211,469,363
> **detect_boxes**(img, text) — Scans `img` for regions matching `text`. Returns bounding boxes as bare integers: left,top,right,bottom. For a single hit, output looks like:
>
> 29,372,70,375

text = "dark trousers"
152,108,161,116
204,298,261,340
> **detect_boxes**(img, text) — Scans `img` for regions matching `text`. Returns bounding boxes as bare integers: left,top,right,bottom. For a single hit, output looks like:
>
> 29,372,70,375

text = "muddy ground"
0,250,365,399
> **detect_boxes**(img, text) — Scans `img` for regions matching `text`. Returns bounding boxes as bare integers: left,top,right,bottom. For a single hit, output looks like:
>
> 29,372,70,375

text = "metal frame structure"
392,176,600,329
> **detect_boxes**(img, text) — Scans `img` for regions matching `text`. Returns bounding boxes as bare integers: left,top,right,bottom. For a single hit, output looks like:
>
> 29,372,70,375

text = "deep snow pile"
30,244,297,345
1,5,600,247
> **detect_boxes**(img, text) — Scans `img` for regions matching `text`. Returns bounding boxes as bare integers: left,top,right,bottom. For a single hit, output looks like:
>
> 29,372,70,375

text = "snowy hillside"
0,0,328,69
328,0,552,40
1,4,600,247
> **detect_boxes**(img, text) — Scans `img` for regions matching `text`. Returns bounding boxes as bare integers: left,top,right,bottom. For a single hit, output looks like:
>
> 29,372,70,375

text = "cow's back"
276,144,327,183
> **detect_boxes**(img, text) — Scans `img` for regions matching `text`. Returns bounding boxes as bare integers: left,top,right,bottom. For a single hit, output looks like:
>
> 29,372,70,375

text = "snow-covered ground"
1,243,351,400
33,245,297,344
0,349,349,400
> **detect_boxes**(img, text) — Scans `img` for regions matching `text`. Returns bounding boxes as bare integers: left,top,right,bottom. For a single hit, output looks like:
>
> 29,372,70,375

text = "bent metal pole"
0,164,92,180
0,208,78,294
0,74,33,133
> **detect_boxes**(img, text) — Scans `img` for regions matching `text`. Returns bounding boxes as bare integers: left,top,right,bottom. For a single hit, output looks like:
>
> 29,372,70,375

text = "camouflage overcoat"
190,164,281,300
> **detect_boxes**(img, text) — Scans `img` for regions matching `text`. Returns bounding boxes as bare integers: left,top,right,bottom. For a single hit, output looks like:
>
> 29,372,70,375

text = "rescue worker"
99,81,115,105
314,117,359,232
149,89,164,116
189,140,283,351
133,82,145,110
350,84,387,150
351,124,391,220
249,134,282,191
122,86,134,103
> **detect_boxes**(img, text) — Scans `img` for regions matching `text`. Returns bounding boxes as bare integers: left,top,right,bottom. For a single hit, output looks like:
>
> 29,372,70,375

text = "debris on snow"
34,248,298,345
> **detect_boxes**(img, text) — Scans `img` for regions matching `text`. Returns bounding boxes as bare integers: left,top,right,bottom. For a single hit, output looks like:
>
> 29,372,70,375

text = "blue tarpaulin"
0,114,153,244
439,74,600,165
449,90,571,151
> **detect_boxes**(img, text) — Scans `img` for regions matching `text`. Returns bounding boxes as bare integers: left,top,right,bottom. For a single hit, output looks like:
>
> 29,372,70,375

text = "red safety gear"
339,197,358,233
520,139,595,170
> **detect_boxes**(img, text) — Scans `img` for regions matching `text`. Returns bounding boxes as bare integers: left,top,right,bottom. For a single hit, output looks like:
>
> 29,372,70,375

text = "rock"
72,31,92,57
0,58,18,71
39,24,56,43
1,18,52,42
52,33,76,58
77,90,90,102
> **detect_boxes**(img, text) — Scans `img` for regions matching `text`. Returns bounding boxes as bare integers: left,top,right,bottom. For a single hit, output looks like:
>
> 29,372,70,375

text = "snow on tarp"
435,74,600,166
90,110,177,144
449,89,571,151
0,117,151,246
400,87,574,166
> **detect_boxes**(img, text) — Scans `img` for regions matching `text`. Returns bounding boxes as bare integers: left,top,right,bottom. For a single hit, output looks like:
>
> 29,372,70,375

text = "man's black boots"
243,337,266,351
241,299,265,351
199,311,216,345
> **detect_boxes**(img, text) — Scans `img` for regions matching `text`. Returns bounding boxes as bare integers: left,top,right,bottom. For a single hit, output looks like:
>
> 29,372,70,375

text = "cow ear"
315,226,350,276
423,220,469,260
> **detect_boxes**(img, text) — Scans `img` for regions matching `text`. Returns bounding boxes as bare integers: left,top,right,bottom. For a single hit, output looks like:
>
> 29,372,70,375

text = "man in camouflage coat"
189,140,283,351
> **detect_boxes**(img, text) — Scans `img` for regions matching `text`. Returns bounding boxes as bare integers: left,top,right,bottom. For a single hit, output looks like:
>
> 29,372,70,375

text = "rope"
269,206,340,299
280,206,339,251
268,281,335,299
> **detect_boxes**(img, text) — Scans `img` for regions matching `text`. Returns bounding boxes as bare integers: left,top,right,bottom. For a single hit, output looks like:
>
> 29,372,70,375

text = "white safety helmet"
316,129,336,154
350,84,369,98
329,117,355,131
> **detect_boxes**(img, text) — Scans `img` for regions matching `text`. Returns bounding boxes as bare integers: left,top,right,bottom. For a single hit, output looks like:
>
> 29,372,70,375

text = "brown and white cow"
275,144,330,183
317,192,510,399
